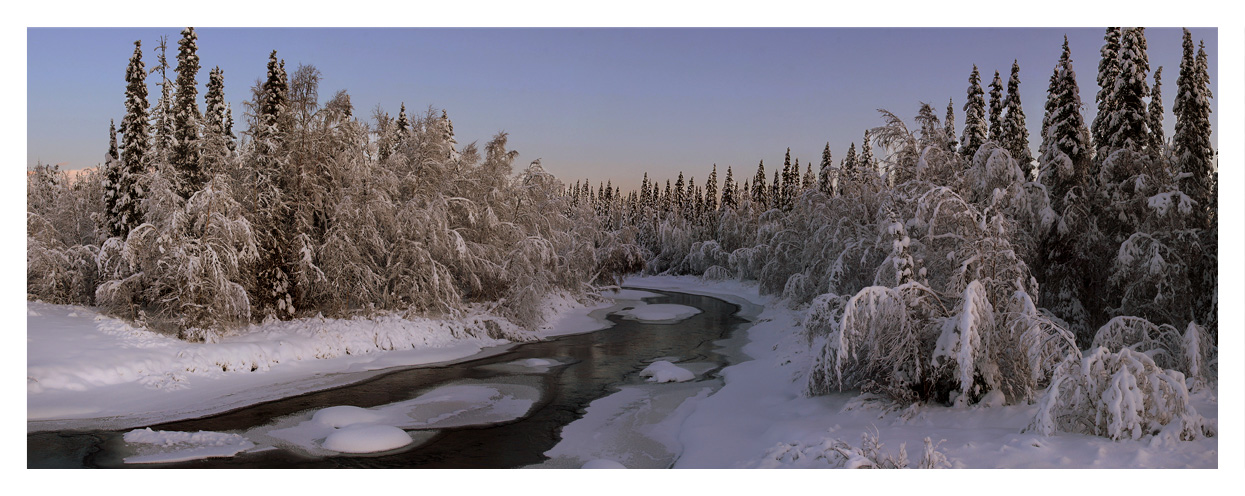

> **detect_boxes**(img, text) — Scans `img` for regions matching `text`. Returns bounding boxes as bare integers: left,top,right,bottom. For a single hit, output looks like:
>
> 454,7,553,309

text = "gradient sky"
27,27,1218,190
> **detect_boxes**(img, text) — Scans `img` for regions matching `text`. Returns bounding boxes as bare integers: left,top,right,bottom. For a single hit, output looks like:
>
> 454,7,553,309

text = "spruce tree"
202,65,231,175
1092,27,1122,160
781,147,793,209
771,168,781,210
802,160,814,192
172,27,203,198
818,142,833,195
944,98,957,152
253,49,295,320
751,161,767,206
1148,66,1165,155
102,119,122,237
1105,27,1150,154
987,70,1004,142
961,65,988,160
148,36,174,165
674,171,685,210
721,166,736,211
1173,31,1214,229
860,130,875,177
1001,60,1034,168
705,164,718,212
842,142,858,182
114,40,149,239
396,103,409,147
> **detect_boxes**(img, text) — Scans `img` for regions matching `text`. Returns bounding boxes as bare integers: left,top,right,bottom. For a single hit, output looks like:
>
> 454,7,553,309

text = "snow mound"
122,428,255,464
395,383,539,429
312,405,384,428
582,459,627,468
321,424,412,453
640,361,695,383
613,303,701,323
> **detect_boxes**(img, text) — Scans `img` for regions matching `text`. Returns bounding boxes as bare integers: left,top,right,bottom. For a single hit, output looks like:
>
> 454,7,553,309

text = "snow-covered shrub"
1027,347,1212,441
1090,316,1216,388
701,265,732,281
753,429,950,469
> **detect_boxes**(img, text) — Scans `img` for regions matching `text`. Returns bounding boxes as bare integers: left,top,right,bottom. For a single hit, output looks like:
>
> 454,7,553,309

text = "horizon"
27,27,1218,191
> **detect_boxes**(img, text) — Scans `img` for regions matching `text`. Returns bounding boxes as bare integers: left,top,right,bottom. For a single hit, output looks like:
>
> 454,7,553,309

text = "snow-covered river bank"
28,288,749,468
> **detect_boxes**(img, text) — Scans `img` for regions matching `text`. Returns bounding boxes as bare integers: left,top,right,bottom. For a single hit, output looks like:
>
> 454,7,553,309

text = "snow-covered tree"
1092,27,1122,163
1148,66,1165,156
172,27,203,198
943,98,957,153
705,164,718,212
721,166,736,211
1172,30,1215,230
114,40,149,239
1000,60,1033,171
961,65,988,161
987,70,1004,142
1104,27,1151,154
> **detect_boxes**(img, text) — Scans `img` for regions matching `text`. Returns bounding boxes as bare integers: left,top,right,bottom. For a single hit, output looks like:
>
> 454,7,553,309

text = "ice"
581,459,628,468
122,428,255,464
257,381,539,457
639,360,695,383
613,302,701,323
321,424,412,453
477,357,563,374
533,382,713,469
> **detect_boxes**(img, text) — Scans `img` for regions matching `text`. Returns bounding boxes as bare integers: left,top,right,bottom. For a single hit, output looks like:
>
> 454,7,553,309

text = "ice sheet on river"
121,428,255,464
531,381,715,469
612,302,702,323
250,381,540,457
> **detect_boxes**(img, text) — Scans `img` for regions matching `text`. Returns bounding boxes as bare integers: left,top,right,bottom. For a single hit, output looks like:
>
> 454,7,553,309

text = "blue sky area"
27,27,1218,190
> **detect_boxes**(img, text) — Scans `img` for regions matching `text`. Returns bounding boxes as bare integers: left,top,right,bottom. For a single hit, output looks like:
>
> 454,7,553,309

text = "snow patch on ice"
122,428,255,464
613,303,701,323
640,360,695,383
581,459,628,468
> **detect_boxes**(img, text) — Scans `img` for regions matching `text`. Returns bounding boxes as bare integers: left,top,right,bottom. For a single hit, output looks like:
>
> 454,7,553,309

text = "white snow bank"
28,292,603,431
321,424,412,454
581,459,628,468
640,360,695,383
122,428,255,464
613,303,701,323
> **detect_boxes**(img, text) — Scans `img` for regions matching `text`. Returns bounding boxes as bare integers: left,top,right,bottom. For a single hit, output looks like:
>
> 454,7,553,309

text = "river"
27,288,751,469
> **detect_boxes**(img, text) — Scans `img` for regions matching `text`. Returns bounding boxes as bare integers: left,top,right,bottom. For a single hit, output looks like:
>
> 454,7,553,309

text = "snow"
581,459,627,468
600,289,663,300
27,294,607,432
122,428,255,464
639,361,695,383
612,302,701,323
321,424,412,454
618,275,1220,469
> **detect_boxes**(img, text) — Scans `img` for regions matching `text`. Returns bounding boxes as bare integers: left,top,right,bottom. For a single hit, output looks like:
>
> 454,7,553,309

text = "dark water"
27,289,748,469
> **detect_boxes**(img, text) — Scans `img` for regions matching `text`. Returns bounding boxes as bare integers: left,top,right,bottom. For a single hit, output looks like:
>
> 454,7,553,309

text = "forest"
27,27,1217,443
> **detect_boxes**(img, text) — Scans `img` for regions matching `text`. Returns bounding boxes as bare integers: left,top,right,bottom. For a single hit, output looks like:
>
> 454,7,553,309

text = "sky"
26,27,1219,191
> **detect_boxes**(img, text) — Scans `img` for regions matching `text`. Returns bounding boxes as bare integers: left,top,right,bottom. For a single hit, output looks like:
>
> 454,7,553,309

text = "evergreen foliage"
1000,60,1033,170
172,27,203,198
961,66,988,161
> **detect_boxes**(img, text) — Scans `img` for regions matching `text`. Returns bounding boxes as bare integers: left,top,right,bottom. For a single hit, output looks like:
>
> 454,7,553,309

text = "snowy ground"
24,276,1239,475
611,275,1228,470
